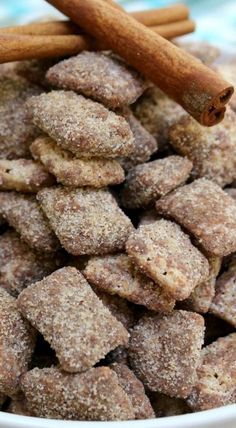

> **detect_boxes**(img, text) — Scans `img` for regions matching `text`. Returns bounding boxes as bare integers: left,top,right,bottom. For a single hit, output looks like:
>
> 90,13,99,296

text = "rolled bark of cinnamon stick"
45,0,233,126
153,19,195,39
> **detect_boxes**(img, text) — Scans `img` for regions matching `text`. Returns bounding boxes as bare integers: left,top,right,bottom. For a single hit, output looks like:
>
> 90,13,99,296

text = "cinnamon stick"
45,0,233,126
153,19,195,39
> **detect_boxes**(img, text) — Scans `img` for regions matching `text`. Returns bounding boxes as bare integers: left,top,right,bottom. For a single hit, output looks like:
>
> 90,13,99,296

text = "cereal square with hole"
210,267,236,328
188,333,236,410
128,310,205,398
0,191,59,252
156,178,236,256
30,136,125,187
17,267,129,372
27,90,134,158
21,366,135,420
84,254,175,312
120,155,192,209
46,51,149,109
126,219,209,300
38,186,133,255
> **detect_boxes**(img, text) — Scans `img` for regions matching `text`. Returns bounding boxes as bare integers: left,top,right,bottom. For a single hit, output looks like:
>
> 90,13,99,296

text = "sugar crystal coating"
156,178,236,256
210,266,236,327
128,310,205,398
17,267,129,372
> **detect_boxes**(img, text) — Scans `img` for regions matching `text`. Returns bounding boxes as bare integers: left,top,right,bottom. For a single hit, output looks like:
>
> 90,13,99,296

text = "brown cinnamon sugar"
210,267,236,327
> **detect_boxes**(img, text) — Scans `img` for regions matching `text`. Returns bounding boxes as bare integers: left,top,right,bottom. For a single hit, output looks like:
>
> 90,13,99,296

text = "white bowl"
0,405,236,428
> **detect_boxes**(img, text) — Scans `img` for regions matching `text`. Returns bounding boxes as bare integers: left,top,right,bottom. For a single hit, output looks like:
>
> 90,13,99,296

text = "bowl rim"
0,404,236,428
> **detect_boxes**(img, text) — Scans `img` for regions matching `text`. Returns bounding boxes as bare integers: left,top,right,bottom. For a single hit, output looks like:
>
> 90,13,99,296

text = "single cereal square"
169,109,236,187
126,220,209,300
38,186,133,255
30,136,125,188
46,51,149,109
0,191,59,252
0,288,35,396
21,366,135,420
110,363,155,419
210,267,236,327
0,158,54,192
84,254,175,312
156,178,236,256
120,156,192,209
8,397,31,416
188,334,236,410
17,267,129,372
128,310,205,398
0,75,41,159
27,90,134,158
16,58,58,88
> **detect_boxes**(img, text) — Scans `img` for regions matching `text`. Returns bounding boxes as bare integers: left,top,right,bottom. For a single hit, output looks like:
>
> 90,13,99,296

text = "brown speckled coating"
0,230,63,296
126,220,209,301
120,156,192,209
38,186,133,255
0,192,59,252
31,136,125,188
84,254,175,312
128,310,205,398
21,366,135,420
216,64,236,112
0,158,54,192
110,363,155,419
17,267,129,372
27,90,134,158
0,288,35,396
0,76,41,159
156,178,236,256
210,267,236,327
169,109,236,187
46,51,149,109
16,58,58,88
188,334,236,410
178,41,220,65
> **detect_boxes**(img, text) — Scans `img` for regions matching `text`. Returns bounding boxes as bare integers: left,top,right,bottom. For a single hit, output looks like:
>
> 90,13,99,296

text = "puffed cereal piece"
16,58,57,88
0,288,35,396
169,109,236,187
188,334,236,410
120,156,192,209
0,76,41,159
84,254,175,312
178,41,220,65
30,136,125,187
0,158,54,192
21,366,135,420
149,392,191,417
8,397,32,416
46,51,149,109
110,363,155,419
38,186,133,255
126,220,209,301
156,178,236,256
210,267,236,328
0,230,63,296
216,64,236,112
133,87,185,150
128,310,205,398
27,91,134,158
183,255,222,313
18,267,129,372
0,192,59,252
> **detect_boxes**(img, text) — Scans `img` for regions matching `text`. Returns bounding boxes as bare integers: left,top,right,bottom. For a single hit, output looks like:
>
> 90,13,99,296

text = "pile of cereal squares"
0,43,235,421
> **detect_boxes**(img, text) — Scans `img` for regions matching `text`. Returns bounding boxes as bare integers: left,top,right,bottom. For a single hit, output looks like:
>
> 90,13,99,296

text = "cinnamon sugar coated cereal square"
46,51,149,109
0,158,54,192
84,254,175,312
156,178,236,256
120,156,192,209
188,334,236,410
30,136,125,187
110,363,155,419
27,90,135,158
126,219,209,300
16,58,58,88
210,267,236,327
0,288,35,396
17,267,129,372
128,310,205,398
169,109,236,187
0,76,41,159
37,186,133,255
21,366,135,420
0,192,59,252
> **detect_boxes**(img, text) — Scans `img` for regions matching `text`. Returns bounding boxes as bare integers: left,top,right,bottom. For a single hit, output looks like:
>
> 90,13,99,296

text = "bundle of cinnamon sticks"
0,0,234,126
